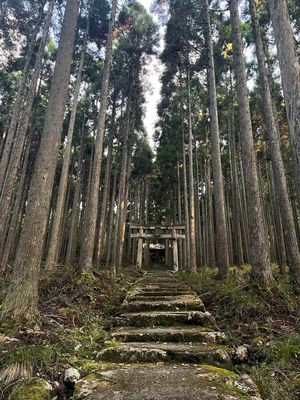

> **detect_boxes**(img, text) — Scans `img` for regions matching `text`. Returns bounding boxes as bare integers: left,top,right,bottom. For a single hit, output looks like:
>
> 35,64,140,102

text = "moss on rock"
9,378,51,400
198,364,237,378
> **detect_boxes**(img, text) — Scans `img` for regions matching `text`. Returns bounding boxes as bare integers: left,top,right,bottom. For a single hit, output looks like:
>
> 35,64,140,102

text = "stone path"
74,271,262,399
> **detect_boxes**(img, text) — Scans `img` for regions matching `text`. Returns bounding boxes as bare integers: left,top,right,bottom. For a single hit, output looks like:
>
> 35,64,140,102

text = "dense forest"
1,0,300,399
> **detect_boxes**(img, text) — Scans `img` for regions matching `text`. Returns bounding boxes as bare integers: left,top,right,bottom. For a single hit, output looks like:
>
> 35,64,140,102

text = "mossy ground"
0,267,140,399
179,266,300,400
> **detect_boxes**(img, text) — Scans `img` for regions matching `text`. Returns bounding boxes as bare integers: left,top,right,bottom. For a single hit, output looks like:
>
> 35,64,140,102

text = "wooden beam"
131,234,186,239
129,224,186,230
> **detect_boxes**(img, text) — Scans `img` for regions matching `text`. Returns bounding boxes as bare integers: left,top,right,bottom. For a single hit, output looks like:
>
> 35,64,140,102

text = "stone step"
112,326,226,344
135,282,188,289
129,290,193,297
116,311,216,328
122,297,205,312
98,342,232,369
73,364,262,400
126,294,199,302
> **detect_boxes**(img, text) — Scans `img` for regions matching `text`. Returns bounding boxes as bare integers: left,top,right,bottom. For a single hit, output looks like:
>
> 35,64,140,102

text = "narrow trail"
75,271,262,399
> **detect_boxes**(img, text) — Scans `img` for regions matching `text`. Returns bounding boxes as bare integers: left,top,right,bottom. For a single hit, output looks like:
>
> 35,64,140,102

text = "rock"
98,342,232,369
232,374,262,399
71,364,262,399
64,367,80,384
73,373,111,400
9,378,52,400
234,345,248,362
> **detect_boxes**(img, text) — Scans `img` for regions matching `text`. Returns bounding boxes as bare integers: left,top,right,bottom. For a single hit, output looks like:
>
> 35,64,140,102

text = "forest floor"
0,265,299,399
0,267,140,399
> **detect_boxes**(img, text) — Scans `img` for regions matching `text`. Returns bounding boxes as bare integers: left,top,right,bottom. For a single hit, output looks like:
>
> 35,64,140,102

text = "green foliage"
132,137,154,179
0,344,60,371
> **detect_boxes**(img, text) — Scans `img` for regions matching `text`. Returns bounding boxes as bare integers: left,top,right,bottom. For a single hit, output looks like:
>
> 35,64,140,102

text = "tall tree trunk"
66,172,82,267
0,0,56,247
187,68,197,272
177,163,183,269
268,0,300,203
106,168,117,268
268,163,287,271
229,0,274,285
96,100,116,264
0,18,42,187
228,119,244,266
118,151,132,267
0,0,80,322
205,0,229,278
79,0,118,272
45,41,86,272
249,0,300,288
182,128,190,270
114,104,131,270
0,132,31,274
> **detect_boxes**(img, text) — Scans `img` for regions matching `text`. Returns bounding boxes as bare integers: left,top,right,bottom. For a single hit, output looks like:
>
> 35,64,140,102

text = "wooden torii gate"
129,224,186,272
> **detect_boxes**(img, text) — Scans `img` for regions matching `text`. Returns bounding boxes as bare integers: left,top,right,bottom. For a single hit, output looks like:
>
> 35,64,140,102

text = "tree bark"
187,68,197,272
0,0,56,247
0,0,80,322
45,40,86,272
182,127,190,270
249,0,300,288
105,168,117,268
96,100,116,264
79,0,118,272
268,0,300,203
229,0,274,285
205,0,229,278
114,103,131,270
0,19,41,188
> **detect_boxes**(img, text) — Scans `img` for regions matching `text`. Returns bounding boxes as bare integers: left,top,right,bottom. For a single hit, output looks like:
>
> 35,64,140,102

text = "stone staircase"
74,271,262,400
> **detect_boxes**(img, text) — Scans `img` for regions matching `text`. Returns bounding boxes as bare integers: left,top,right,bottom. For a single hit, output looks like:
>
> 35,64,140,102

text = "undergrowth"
179,266,300,400
0,267,138,399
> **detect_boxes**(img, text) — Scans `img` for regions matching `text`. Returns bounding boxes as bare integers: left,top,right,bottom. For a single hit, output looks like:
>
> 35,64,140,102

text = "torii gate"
129,224,186,272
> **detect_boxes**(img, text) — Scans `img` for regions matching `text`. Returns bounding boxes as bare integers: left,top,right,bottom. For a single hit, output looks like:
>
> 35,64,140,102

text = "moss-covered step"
116,310,216,328
98,342,232,369
111,326,226,344
122,296,205,313
73,364,262,400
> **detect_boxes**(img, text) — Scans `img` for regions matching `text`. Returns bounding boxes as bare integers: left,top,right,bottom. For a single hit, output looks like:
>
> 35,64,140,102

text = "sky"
142,0,164,146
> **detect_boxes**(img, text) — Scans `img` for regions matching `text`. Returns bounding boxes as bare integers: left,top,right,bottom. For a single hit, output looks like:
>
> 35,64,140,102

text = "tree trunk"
268,0,300,203
229,0,274,285
205,0,229,278
45,40,86,272
0,0,80,322
66,143,84,267
114,104,131,270
182,127,190,270
228,119,244,266
96,100,116,264
0,0,56,247
0,132,31,274
0,19,42,188
106,169,117,268
187,68,197,272
79,0,118,272
118,151,132,267
249,0,300,288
